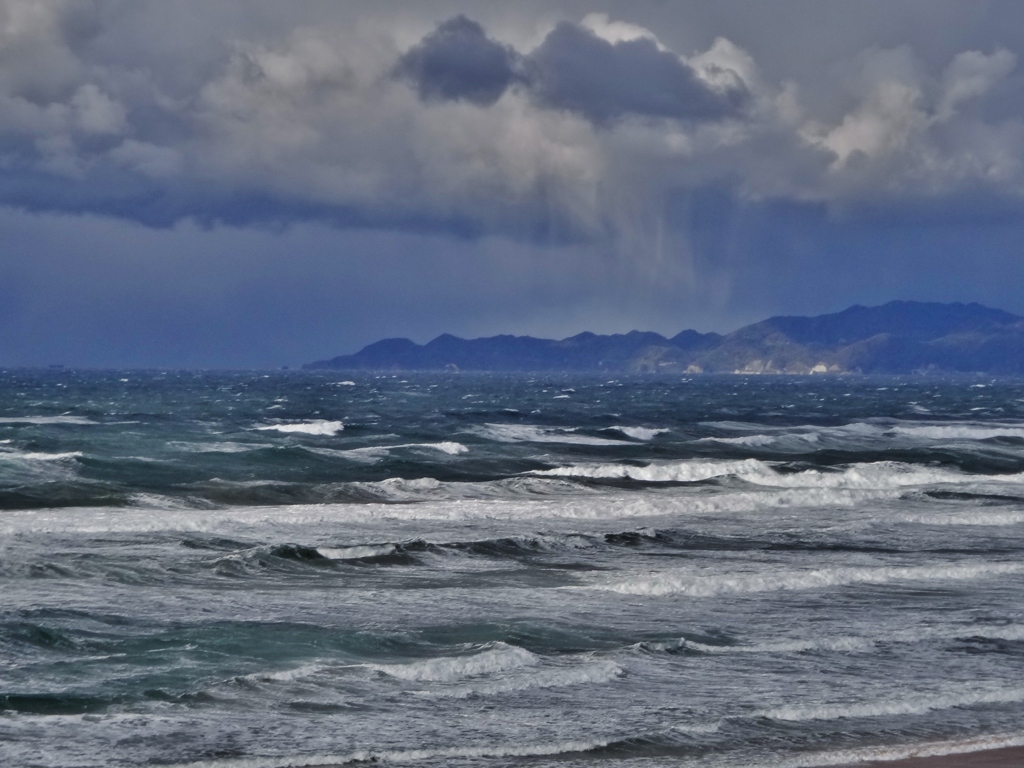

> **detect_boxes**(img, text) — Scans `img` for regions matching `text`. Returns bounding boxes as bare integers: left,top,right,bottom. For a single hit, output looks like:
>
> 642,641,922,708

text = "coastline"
856,745,1024,766
823,737,1024,768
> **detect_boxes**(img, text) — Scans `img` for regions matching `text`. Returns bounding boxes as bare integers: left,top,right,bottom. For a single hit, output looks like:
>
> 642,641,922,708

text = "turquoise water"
2,370,1024,766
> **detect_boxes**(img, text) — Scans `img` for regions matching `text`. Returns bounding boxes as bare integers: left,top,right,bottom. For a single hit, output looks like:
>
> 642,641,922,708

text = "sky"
1,0,1024,368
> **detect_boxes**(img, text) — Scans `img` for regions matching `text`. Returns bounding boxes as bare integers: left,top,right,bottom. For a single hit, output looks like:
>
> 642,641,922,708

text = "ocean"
2,369,1024,767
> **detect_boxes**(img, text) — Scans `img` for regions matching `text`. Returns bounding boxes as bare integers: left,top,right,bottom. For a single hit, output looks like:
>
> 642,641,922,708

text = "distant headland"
305,301,1024,375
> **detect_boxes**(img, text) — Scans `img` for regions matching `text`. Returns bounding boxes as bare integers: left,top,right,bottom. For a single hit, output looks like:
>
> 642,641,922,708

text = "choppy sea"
2,370,1024,767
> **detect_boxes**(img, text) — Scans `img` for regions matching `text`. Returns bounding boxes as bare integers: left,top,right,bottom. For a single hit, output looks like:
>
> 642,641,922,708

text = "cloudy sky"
2,0,1024,367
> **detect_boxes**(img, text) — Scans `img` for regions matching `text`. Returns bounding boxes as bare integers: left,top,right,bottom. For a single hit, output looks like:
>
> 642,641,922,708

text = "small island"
306,301,1024,375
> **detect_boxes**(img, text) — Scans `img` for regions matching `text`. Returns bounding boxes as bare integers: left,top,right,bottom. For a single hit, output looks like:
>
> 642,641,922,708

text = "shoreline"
856,745,1024,766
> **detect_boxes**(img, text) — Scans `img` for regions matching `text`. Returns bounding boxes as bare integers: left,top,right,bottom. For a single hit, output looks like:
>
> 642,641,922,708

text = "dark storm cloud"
394,15,521,106
525,21,746,123
2,1,1024,369
396,17,746,123
0,1,1020,237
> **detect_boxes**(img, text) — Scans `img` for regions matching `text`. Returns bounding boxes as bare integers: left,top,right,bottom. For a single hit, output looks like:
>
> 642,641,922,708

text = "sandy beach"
856,745,1024,767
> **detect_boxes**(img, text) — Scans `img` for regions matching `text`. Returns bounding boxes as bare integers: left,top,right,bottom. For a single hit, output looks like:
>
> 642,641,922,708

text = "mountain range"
304,301,1024,374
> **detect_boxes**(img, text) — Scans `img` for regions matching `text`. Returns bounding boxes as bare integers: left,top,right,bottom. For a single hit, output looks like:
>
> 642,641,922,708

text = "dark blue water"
3,370,1024,767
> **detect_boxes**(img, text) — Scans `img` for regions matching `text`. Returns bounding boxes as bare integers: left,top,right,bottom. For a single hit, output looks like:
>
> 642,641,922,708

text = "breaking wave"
595,561,1024,597
306,442,468,464
606,426,670,441
0,415,97,426
473,423,630,446
535,458,1024,489
317,544,398,560
640,623,1024,656
423,660,623,699
762,683,1024,723
891,423,1024,441
370,642,537,682
163,738,613,768
755,733,1024,768
255,420,344,436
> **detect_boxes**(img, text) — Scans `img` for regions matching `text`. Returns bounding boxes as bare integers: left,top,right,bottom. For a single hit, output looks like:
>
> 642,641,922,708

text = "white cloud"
580,12,663,48
938,48,1016,120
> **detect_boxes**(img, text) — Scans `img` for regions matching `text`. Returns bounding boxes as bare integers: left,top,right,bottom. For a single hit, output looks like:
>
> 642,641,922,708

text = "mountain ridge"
305,301,1024,374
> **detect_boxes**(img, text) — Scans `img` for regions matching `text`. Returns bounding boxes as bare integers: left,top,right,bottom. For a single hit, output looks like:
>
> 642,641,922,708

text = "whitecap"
317,544,396,560
643,622,1024,656
308,442,467,463
762,683,1024,723
536,458,1024,491
245,663,327,683
170,441,267,454
305,446,390,463
3,450,83,462
534,458,767,483
0,415,96,425
411,442,468,455
474,423,630,446
699,434,779,447
370,642,537,682
899,511,1024,526
892,423,1024,440
161,738,612,768
609,426,670,441
0,484,929,534
256,420,344,436
423,661,622,698
594,561,1024,597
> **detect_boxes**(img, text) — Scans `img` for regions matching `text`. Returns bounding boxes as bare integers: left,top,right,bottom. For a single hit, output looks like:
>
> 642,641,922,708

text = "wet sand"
856,745,1024,767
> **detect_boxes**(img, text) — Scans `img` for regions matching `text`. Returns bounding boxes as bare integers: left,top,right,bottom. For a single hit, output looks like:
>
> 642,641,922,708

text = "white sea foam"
306,445,390,463
170,441,266,454
701,419,1024,449
899,510,1024,526
370,642,537,682
647,622,1024,656
163,738,612,768
609,426,670,440
0,415,96,425
596,561,1024,597
0,448,83,485
256,420,344,436
310,442,468,463
0,484,913,535
738,461,1011,490
536,458,1024,491
535,458,767,483
414,442,468,455
317,544,396,560
892,423,1024,440
700,434,780,447
737,733,1024,768
672,635,877,655
474,423,629,446
762,683,1024,723
1,450,83,461
424,660,622,698
246,663,327,683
